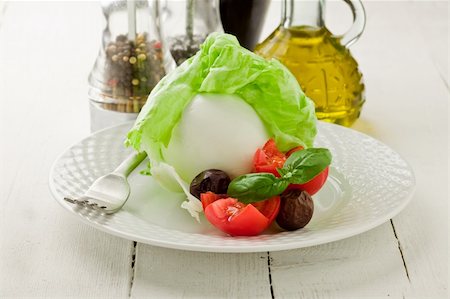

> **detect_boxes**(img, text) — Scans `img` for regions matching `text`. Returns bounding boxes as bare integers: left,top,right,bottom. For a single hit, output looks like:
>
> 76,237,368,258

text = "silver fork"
64,152,147,214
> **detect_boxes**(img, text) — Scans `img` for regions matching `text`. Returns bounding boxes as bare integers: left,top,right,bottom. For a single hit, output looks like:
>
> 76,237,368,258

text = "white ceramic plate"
49,122,415,252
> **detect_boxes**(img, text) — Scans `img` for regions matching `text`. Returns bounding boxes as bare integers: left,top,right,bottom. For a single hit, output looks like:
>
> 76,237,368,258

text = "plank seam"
267,252,275,299
128,241,137,298
390,220,410,282
436,71,449,93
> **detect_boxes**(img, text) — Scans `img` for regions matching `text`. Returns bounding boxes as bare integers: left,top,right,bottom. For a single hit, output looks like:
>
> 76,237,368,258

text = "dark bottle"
219,0,271,50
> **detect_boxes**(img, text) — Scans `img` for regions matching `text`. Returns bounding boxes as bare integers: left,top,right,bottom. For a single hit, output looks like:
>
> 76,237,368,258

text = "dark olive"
189,169,231,199
276,189,314,231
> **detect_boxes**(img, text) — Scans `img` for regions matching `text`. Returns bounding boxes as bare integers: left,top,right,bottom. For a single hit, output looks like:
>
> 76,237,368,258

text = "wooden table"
0,1,448,298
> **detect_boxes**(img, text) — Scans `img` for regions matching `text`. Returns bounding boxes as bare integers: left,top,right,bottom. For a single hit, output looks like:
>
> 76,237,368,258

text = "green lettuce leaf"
126,33,317,163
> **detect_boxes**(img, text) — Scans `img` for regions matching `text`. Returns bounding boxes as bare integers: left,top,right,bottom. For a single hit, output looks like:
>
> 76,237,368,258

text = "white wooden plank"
351,2,449,298
370,3,448,298
268,1,448,298
0,2,133,298
131,244,272,299
270,224,410,298
409,1,449,86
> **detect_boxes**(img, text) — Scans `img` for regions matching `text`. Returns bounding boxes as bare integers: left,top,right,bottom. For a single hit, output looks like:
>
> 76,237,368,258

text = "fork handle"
113,152,147,177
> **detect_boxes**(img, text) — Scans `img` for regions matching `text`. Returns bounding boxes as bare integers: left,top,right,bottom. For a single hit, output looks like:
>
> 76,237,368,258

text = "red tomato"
285,144,328,194
200,192,228,210
288,166,329,195
262,139,283,158
253,139,328,196
204,198,271,236
251,196,281,224
286,145,304,157
202,193,280,232
252,139,286,177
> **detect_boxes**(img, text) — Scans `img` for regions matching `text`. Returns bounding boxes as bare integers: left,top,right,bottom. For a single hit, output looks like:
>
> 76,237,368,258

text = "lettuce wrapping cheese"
125,33,317,220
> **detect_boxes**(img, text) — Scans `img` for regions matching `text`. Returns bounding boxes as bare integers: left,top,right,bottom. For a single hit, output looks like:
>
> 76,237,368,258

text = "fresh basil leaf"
283,148,332,184
227,173,289,203
276,167,289,177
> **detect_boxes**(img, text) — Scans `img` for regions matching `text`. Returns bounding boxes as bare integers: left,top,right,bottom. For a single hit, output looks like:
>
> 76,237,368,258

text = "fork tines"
64,197,107,210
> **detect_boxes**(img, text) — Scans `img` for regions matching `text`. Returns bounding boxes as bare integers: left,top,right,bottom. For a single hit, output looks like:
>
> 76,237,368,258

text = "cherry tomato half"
204,198,269,236
251,196,281,224
252,139,286,177
288,166,329,195
285,145,330,195
286,145,304,157
200,192,228,210
253,140,329,196
203,196,280,236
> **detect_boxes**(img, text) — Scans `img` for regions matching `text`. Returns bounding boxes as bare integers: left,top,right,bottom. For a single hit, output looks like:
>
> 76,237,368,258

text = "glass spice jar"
160,0,223,66
88,0,175,131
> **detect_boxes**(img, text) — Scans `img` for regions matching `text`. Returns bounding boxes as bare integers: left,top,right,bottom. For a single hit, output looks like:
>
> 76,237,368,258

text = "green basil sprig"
227,148,332,203
225,173,290,203
283,148,332,184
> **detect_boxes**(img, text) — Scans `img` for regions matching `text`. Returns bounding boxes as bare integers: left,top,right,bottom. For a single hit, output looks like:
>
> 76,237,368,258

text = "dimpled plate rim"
49,121,415,253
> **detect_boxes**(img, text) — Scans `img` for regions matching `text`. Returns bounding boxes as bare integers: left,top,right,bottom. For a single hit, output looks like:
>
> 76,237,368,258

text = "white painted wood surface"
0,2,134,298
131,245,272,298
0,1,448,298
270,224,410,298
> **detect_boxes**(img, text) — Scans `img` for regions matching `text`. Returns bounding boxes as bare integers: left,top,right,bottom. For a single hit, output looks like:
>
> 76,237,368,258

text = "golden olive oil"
255,26,365,126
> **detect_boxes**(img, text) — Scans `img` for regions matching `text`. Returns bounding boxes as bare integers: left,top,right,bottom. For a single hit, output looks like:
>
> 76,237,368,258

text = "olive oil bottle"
255,0,366,126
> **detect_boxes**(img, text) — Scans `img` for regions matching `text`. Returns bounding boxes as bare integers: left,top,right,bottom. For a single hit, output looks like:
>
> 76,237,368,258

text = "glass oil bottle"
255,0,366,126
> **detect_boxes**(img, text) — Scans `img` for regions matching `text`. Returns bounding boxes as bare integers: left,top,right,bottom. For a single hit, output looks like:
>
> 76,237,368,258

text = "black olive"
276,189,314,231
189,169,231,199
